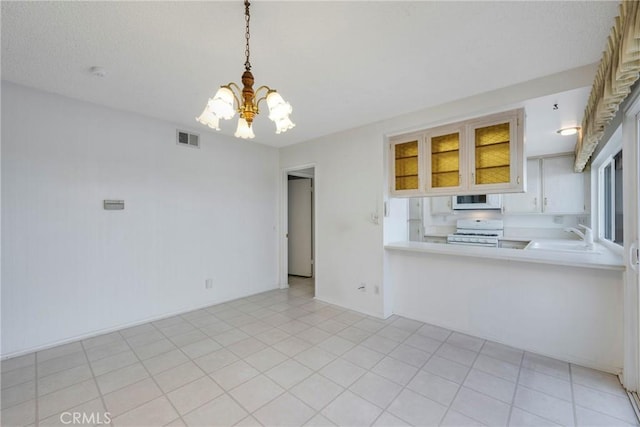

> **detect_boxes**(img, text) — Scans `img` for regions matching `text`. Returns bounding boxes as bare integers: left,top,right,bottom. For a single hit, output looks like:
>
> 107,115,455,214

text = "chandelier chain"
244,0,251,71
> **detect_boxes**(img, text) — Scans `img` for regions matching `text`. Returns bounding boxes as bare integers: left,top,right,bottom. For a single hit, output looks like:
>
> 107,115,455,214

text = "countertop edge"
385,241,625,271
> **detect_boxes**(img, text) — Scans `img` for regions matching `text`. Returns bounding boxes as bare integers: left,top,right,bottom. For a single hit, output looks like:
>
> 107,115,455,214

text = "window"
600,149,623,245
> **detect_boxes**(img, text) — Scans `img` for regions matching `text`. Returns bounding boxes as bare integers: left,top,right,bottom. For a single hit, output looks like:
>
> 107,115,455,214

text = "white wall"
280,65,598,318
388,249,624,373
1,83,279,357
280,124,387,317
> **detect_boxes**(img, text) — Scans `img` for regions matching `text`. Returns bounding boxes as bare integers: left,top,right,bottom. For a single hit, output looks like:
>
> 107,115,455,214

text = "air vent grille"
176,130,200,148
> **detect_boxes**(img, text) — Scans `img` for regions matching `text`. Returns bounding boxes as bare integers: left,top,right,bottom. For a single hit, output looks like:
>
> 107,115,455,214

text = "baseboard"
313,295,383,319
393,309,622,375
1,285,280,360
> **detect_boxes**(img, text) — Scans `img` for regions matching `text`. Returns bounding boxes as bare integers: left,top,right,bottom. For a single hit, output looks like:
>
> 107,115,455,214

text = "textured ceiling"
1,1,619,147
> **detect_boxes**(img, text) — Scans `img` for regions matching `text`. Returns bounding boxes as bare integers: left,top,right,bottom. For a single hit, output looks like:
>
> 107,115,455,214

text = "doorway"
285,166,315,295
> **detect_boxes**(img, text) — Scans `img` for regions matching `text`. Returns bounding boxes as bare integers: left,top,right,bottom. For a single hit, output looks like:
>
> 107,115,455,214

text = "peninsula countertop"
385,240,624,271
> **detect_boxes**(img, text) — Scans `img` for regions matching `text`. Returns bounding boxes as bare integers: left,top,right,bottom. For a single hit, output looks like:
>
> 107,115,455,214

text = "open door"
288,177,313,277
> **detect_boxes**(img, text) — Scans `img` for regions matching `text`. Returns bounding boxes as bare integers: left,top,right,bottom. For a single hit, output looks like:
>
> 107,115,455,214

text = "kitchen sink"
525,240,601,254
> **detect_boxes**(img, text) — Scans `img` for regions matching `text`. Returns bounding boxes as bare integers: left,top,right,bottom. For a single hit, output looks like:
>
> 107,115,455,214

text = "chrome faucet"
564,225,594,250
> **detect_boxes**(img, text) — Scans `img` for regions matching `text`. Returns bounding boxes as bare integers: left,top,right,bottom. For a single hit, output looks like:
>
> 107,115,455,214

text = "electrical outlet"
205,279,213,289
374,285,380,295
358,283,366,292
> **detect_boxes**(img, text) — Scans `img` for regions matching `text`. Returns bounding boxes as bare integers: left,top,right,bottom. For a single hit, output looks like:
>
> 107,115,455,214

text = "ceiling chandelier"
196,0,294,139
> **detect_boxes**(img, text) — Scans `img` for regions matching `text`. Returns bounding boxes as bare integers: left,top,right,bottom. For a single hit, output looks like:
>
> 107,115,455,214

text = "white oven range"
447,219,504,247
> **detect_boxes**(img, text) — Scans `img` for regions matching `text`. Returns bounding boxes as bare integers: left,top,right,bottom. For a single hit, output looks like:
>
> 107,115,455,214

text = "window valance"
575,1,640,172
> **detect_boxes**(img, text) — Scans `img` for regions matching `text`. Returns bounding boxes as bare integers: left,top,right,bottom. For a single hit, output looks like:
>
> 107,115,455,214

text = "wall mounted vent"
176,130,200,148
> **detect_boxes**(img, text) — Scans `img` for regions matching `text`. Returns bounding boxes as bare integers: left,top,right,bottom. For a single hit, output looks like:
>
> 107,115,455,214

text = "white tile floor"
1,276,638,427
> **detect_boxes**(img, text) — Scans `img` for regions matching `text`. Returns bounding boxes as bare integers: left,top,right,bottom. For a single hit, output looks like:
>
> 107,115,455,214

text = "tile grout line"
569,363,578,427
116,328,189,426
227,287,320,425
157,299,294,425
34,351,39,427
569,370,640,425
436,338,487,426
505,346,526,426
305,342,379,419
369,328,451,426
235,300,356,421
513,357,580,426
149,310,291,423
80,340,113,427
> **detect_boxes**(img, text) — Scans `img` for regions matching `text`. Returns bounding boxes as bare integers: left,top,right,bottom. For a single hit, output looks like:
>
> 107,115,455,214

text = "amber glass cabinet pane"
394,140,419,190
431,132,459,188
475,123,510,184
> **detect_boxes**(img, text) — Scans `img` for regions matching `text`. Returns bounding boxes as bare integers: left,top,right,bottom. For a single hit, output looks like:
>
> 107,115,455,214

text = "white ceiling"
1,1,618,148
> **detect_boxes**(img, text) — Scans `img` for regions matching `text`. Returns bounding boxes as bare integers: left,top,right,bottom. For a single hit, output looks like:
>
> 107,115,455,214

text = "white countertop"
385,240,625,271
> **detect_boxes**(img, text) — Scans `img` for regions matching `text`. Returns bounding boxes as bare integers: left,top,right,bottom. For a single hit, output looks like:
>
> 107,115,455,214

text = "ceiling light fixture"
196,0,294,139
557,126,581,136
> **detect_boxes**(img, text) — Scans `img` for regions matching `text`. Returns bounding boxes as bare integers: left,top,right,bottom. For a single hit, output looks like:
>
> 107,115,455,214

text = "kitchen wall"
1,82,280,357
281,64,598,319
422,198,589,238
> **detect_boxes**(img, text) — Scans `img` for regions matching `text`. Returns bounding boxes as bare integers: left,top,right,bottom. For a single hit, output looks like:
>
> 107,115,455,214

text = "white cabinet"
389,109,525,197
430,196,452,215
542,155,586,214
503,159,541,214
503,154,586,215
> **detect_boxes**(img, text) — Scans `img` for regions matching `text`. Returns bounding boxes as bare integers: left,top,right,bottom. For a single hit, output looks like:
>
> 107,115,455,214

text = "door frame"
280,163,316,289
623,94,640,392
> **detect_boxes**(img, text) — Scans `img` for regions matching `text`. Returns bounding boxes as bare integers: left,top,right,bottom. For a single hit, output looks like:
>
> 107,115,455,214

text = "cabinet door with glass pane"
425,125,466,194
468,109,524,193
389,134,425,196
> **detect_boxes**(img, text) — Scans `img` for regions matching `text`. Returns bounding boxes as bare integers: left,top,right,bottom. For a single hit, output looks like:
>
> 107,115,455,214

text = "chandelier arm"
254,86,275,109
222,83,243,107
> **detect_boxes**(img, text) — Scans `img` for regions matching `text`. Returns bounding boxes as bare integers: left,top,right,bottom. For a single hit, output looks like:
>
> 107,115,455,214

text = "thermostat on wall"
104,200,124,210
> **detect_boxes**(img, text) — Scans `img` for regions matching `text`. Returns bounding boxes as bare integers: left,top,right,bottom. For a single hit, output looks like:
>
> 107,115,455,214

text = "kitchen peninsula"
384,240,624,374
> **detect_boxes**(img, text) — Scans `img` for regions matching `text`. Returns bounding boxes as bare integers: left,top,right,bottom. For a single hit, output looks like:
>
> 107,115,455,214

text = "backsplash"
415,197,590,240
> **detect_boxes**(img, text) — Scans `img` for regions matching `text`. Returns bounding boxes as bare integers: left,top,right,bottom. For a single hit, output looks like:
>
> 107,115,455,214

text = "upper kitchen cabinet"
388,108,525,197
468,109,525,194
542,154,587,214
389,133,425,196
503,154,586,215
425,124,466,194
503,158,541,214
